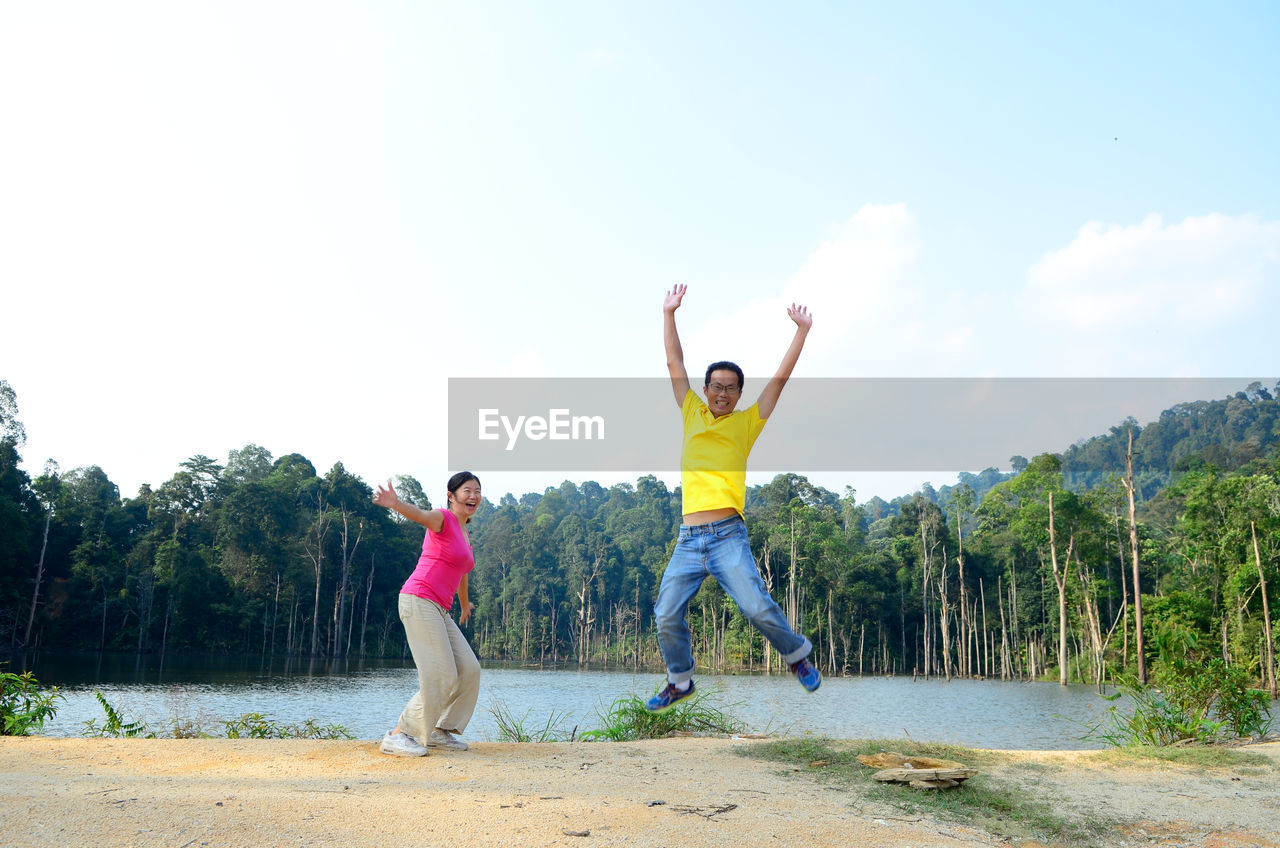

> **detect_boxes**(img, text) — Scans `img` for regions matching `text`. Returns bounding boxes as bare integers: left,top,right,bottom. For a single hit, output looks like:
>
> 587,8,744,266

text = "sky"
2,1,1278,506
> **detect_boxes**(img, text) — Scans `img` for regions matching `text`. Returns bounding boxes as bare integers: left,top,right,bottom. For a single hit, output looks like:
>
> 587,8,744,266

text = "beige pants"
396,593,481,742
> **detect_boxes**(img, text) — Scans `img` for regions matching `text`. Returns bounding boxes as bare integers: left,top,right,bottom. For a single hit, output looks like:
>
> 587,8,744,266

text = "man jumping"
647,284,821,711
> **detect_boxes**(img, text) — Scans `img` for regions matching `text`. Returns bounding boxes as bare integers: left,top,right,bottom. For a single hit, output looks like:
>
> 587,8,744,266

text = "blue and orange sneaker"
645,679,695,712
790,658,821,692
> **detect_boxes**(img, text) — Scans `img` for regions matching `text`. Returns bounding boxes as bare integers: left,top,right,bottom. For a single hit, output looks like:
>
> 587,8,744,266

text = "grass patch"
580,686,747,741
1096,744,1277,771
79,692,351,739
487,685,748,743
488,700,577,742
222,713,352,739
737,737,1111,846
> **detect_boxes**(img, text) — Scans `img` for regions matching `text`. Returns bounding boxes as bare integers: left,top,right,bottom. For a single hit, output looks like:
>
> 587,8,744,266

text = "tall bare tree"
1047,491,1075,686
332,507,363,658
302,491,332,656
23,461,59,647
1252,521,1276,697
1122,429,1147,684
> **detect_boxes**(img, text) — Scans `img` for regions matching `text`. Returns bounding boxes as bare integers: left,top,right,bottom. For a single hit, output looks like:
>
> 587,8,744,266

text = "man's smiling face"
704,368,742,418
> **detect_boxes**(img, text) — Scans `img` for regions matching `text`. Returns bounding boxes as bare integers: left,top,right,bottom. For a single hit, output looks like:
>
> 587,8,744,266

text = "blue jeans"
654,516,812,684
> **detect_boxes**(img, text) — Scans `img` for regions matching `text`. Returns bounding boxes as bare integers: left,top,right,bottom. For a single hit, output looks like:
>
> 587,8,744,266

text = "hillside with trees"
1,378,1277,695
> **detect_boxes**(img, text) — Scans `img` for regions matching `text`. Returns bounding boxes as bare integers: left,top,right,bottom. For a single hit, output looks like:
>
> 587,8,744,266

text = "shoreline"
21,664,1123,751
3,736,1278,847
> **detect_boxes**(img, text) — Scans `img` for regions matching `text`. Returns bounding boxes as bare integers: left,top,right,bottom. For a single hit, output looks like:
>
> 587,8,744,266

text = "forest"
2,379,1278,693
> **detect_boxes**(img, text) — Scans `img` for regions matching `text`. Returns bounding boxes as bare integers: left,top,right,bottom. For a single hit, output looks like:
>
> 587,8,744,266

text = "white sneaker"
380,731,429,757
428,729,468,751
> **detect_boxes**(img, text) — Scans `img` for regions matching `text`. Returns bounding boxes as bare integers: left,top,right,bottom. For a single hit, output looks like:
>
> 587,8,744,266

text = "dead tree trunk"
332,508,364,658
270,572,281,656
979,578,989,677
1252,521,1277,697
955,502,970,677
1122,429,1147,684
1114,507,1130,670
360,554,375,658
938,544,953,681
1079,556,1106,691
303,493,332,657
1048,492,1075,686
23,507,52,648
919,519,936,678
998,574,1010,680
760,541,776,674
573,550,605,665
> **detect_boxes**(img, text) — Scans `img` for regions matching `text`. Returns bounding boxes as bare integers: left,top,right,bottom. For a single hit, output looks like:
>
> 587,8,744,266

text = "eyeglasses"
707,382,740,395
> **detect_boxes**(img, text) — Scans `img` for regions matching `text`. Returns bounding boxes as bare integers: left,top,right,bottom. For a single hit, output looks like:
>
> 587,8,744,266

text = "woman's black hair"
704,361,744,391
446,471,481,522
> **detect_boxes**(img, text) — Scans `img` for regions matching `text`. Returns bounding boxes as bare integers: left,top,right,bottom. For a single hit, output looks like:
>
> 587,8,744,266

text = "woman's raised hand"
372,480,399,509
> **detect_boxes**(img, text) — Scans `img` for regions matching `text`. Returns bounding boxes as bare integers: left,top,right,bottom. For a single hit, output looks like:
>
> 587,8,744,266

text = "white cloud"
684,203,928,380
1021,212,1280,332
698,207,1279,384
780,202,920,326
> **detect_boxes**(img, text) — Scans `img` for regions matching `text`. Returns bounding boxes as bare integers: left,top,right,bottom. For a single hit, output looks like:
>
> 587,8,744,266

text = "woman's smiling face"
449,479,481,517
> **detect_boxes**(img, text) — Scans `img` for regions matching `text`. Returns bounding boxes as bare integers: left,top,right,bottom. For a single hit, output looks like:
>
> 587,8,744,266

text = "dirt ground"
1,736,1278,848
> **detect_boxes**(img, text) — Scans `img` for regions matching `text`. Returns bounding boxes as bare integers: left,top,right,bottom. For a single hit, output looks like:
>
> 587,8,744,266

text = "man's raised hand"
664,284,688,313
787,302,813,331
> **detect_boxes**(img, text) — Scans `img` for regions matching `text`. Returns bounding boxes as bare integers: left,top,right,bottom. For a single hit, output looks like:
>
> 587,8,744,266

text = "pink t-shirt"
400,509,475,608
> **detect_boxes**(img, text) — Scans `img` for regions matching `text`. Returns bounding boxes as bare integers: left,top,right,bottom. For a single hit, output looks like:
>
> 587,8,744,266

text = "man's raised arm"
663,284,692,407
756,303,812,420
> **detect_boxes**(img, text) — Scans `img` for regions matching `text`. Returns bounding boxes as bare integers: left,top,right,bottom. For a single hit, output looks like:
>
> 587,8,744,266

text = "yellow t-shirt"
679,389,768,516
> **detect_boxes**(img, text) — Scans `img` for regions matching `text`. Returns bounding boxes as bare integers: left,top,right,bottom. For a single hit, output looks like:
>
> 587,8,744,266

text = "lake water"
20,654,1120,749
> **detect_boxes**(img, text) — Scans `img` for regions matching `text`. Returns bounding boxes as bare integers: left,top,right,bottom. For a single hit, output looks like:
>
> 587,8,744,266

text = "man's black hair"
704,361,744,391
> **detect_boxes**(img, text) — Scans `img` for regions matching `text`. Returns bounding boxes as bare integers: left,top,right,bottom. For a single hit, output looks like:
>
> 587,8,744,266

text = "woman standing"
373,472,482,756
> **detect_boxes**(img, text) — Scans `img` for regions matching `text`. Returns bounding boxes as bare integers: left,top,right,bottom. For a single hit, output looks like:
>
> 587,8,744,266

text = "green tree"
0,381,37,647
225,444,274,484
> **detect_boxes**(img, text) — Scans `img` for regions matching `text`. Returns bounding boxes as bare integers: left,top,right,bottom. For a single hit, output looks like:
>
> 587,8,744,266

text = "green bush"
223,712,277,738
1,670,62,736
166,717,208,739
488,701,575,742
82,691,150,738
222,713,352,739
1188,660,1273,739
283,718,353,739
1089,656,1273,746
580,686,747,741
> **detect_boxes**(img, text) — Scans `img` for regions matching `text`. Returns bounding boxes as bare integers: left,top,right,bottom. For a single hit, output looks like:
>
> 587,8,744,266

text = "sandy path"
2,736,1278,848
